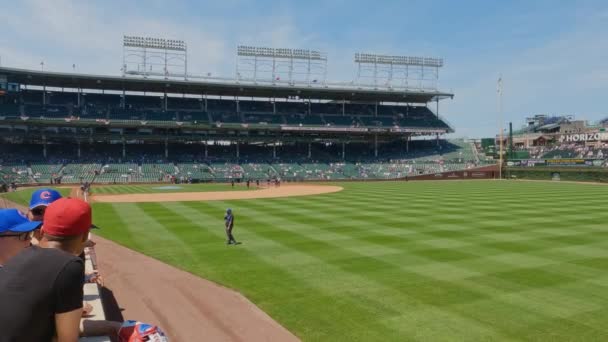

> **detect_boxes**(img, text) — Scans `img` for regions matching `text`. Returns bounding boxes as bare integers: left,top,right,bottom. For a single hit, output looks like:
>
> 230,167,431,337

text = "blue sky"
1,0,607,137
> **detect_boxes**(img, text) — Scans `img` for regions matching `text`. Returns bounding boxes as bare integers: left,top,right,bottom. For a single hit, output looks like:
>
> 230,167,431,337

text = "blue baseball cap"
0,209,42,233
29,188,62,210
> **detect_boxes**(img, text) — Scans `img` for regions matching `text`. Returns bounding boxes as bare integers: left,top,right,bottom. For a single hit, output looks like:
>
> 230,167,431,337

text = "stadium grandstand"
0,38,489,186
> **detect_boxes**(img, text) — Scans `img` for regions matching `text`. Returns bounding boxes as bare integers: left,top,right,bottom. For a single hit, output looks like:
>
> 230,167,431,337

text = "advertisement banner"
281,126,368,133
545,159,587,166
520,159,545,167
508,159,605,167
559,132,608,143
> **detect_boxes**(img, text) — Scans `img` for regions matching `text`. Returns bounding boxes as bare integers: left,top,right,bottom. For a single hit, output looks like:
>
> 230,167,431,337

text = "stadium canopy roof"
0,66,453,103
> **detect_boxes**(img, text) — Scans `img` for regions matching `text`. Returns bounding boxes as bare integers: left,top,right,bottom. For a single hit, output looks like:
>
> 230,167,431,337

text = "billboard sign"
559,132,608,142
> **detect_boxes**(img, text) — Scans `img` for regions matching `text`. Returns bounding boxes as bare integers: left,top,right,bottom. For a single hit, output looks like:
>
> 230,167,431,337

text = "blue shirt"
224,214,233,228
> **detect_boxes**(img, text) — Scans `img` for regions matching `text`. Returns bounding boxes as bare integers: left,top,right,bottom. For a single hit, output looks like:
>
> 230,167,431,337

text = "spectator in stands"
27,188,62,244
0,209,42,267
0,198,121,341
28,188,98,250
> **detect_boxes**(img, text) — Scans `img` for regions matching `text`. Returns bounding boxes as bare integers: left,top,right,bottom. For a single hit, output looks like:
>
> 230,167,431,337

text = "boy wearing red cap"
0,198,119,342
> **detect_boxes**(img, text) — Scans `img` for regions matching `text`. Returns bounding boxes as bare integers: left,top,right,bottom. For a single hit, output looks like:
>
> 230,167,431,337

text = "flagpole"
498,75,504,180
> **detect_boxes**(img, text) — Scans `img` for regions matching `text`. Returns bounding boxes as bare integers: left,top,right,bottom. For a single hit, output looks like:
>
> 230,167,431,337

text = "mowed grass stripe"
217,198,608,340
94,181,608,341
171,200,510,341
157,201,411,341
238,197,608,332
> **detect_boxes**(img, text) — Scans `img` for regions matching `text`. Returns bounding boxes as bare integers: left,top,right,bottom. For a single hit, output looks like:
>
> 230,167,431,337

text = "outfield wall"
407,165,499,181
506,167,608,183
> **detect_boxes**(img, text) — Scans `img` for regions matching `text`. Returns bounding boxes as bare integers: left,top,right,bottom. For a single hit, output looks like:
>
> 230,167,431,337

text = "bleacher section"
0,164,30,184
0,139,488,185
95,163,138,183
139,163,175,182
3,90,451,130
30,163,63,183
60,163,100,184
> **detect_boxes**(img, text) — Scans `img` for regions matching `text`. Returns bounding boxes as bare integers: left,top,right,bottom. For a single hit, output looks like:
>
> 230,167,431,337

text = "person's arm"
81,320,122,337
55,308,83,342
54,260,85,342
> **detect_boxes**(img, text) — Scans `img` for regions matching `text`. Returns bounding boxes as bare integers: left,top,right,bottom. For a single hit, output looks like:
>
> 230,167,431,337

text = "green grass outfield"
1,187,71,207
91,183,257,194
94,181,608,340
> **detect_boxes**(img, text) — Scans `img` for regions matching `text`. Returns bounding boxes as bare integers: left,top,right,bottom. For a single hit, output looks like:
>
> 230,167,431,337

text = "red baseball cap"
42,198,92,236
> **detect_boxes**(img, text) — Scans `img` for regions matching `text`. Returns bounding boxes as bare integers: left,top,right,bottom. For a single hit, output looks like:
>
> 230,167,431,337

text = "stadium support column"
436,98,440,118
342,142,345,160
374,134,378,157
406,135,410,153
236,142,240,159
204,142,208,159
509,122,513,159
42,135,47,159
77,141,81,159
273,144,277,159
436,133,440,146
308,143,312,159
122,139,126,159
164,139,168,159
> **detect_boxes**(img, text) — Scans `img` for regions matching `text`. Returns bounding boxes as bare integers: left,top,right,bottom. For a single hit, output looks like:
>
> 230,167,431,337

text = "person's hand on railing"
85,271,104,287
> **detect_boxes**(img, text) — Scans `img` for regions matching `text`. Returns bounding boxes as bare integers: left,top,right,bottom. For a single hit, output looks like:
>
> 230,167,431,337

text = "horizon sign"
559,132,608,143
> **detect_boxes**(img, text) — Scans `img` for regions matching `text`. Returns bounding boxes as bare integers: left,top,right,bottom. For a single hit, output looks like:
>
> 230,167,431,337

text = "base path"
94,234,299,341
92,184,343,203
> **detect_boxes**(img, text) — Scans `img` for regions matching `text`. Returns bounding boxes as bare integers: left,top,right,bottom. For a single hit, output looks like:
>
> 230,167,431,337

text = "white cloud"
0,0,228,75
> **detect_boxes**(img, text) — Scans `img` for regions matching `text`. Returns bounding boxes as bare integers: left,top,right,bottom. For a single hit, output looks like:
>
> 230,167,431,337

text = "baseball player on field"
224,208,238,245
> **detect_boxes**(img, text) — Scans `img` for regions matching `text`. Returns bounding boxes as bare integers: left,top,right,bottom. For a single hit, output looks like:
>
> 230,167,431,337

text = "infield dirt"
92,184,343,203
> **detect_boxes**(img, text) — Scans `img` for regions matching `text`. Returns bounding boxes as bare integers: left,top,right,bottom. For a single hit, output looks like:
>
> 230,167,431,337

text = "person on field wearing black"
224,208,238,245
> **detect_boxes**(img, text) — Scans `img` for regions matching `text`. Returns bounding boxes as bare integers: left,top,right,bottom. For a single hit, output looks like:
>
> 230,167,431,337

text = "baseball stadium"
1,32,608,342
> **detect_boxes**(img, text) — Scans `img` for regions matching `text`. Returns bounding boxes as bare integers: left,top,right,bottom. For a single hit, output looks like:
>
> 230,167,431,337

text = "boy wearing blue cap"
28,188,63,245
0,208,42,266
28,188,62,221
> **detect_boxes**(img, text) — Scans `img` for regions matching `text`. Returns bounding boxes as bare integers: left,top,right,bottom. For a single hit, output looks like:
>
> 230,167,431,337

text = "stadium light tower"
236,45,327,86
122,35,188,80
354,53,443,90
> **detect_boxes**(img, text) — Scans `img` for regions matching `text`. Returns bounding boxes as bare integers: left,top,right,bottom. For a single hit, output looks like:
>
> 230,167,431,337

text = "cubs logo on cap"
29,188,62,210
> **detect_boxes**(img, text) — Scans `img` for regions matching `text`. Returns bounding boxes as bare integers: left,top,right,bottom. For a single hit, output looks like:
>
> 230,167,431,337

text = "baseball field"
5,180,608,341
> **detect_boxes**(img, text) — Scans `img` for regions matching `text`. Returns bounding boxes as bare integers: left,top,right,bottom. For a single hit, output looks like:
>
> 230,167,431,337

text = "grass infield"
1,187,71,207
13,181,608,341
